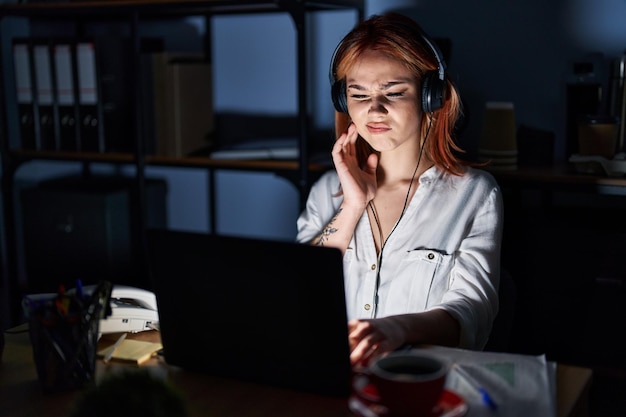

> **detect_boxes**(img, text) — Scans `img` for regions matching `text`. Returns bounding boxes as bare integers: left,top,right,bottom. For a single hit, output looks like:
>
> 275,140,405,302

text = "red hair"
331,13,469,176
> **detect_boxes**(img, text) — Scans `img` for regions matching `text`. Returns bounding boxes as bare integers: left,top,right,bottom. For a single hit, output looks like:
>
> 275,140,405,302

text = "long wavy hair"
331,12,468,176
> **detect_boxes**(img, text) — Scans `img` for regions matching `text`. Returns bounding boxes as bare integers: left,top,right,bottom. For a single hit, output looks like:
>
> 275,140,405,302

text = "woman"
296,13,503,365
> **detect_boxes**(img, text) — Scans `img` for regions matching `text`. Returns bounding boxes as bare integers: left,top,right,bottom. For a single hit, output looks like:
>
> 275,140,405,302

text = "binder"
76,36,162,154
76,40,104,152
32,41,57,150
12,40,37,149
53,41,80,151
94,36,133,153
139,50,155,155
13,36,162,154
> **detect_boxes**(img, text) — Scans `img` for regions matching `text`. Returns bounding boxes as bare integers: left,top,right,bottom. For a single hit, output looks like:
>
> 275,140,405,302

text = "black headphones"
330,18,447,114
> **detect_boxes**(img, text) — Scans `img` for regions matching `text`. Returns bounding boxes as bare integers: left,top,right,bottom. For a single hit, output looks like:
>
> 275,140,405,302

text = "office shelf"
4,149,332,171
0,0,364,326
0,0,363,18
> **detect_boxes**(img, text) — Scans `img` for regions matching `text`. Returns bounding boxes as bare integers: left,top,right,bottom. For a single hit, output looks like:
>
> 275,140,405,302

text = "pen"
75,279,84,300
103,333,127,363
453,364,498,411
348,397,379,417
55,284,69,317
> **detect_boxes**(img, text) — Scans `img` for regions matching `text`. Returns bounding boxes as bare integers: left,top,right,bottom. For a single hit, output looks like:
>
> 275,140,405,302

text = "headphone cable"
369,113,434,317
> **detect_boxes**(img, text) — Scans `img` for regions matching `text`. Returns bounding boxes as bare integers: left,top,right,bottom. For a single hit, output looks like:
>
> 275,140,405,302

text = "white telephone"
99,285,159,334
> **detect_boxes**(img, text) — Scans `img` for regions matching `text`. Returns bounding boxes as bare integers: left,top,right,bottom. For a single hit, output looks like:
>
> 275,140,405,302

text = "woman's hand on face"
332,123,378,210
347,317,406,366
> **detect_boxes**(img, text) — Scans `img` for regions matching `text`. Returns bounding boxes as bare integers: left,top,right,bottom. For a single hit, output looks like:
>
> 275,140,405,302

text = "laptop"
146,229,352,397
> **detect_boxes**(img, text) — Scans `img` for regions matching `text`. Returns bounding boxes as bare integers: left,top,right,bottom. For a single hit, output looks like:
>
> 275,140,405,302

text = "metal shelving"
0,0,364,327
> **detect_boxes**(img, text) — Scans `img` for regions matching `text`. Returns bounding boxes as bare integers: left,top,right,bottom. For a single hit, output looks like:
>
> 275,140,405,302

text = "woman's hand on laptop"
347,317,406,366
349,311,462,366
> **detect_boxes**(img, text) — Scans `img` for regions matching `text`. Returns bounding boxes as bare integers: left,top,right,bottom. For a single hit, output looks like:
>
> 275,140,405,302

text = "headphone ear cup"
421,71,445,113
331,79,349,114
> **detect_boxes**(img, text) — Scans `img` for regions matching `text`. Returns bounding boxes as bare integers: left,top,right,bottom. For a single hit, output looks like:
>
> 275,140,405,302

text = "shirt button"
428,253,435,260
371,264,376,270
364,304,371,311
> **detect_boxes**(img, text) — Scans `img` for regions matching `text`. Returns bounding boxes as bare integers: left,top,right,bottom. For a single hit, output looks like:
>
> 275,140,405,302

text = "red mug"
353,351,450,417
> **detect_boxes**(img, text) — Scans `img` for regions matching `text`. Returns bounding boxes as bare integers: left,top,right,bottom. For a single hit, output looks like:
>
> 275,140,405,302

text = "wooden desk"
0,327,592,417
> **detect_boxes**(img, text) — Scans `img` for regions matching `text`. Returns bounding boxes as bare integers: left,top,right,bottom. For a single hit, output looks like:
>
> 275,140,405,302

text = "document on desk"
420,346,556,417
97,339,162,365
209,138,298,160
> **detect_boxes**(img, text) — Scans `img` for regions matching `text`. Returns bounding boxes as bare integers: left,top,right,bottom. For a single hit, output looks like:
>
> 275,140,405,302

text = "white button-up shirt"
296,165,503,349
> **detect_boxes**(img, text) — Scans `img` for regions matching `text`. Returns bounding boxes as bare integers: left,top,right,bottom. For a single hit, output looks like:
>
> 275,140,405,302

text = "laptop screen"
147,229,352,397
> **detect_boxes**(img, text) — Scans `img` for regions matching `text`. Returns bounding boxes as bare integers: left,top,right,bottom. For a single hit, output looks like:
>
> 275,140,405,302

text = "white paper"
417,346,556,417
210,138,298,160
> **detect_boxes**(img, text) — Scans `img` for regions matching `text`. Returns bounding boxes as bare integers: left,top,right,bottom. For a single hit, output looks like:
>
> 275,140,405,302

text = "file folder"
33,41,57,150
76,41,104,152
53,41,80,151
98,36,163,153
12,40,37,149
95,37,132,153
13,35,161,154
79,36,155,153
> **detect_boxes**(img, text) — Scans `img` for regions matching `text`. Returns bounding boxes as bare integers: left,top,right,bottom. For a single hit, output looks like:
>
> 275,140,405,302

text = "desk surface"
0,327,592,417
487,164,626,188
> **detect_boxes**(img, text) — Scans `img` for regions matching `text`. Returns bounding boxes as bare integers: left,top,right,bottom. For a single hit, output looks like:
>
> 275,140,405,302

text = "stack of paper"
568,153,626,176
97,339,162,365
421,345,556,417
210,138,298,160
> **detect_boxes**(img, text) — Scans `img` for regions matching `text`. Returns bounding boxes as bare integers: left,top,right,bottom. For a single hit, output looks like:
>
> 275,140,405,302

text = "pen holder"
22,280,112,393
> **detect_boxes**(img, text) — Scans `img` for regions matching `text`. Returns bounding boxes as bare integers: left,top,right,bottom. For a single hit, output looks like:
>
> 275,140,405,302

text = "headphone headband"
416,29,446,82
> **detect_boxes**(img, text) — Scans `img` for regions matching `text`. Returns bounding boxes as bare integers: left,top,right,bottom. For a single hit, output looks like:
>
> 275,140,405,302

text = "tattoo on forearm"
315,208,342,246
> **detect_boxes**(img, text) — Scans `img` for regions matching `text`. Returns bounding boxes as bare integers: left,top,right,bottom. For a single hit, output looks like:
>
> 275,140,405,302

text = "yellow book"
97,339,162,365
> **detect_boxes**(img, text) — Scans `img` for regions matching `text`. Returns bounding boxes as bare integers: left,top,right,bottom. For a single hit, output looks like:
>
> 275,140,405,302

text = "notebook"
146,229,352,397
